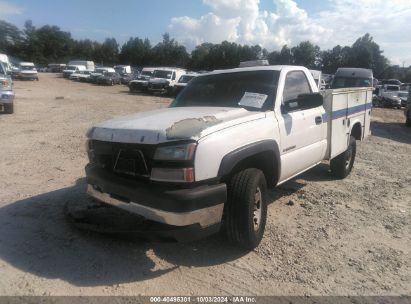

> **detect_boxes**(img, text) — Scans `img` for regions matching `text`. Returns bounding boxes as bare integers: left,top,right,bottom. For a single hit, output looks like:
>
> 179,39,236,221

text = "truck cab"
85,65,372,249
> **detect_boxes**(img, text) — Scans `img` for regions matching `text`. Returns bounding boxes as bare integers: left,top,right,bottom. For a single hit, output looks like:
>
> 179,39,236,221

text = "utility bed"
322,87,373,159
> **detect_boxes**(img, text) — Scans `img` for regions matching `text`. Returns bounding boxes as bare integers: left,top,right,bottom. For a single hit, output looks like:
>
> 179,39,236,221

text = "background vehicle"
0,54,12,74
63,65,86,78
147,67,186,95
128,67,155,92
331,68,373,89
0,62,15,114
96,72,121,85
379,85,402,108
15,62,39,81
172,73,198,96
67,60,95,71
48,63,67,72
85,65,372,249
88,67,115,83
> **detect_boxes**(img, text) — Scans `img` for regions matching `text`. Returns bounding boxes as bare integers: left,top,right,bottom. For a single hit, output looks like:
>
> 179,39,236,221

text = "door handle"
315,116,322,125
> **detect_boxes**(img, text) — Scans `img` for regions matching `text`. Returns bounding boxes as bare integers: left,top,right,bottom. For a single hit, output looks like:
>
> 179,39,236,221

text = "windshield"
66,66,77,71
21,65,35,71
386,85,399,91
141,71,153,76
114,67,124,74
332,77,372,89
95,68,106,73
153,70,172,79
172,70,279,111
178,75,196,83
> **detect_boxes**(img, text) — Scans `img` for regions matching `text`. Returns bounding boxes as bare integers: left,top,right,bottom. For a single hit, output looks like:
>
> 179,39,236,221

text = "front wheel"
330,136,356,179
223,168,268,249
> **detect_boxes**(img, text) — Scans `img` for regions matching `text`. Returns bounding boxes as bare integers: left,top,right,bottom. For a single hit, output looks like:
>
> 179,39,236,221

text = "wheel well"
351,122,362,140
223,151,279,186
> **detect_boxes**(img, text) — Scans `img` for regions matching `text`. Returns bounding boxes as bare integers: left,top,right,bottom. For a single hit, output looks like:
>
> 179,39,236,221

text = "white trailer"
68,60,95,71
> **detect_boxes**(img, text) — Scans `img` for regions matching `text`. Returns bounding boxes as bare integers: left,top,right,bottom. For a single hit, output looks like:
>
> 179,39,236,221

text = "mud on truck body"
85,65,372,249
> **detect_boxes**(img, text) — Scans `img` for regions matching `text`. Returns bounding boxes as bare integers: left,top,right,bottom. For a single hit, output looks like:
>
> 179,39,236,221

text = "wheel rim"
253,187,262,231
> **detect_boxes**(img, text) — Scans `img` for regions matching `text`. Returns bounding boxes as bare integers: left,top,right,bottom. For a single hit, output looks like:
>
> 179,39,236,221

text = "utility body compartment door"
322,87,373,160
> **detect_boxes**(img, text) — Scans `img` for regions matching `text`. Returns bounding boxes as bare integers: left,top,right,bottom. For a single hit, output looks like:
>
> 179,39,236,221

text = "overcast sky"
1,0,410,66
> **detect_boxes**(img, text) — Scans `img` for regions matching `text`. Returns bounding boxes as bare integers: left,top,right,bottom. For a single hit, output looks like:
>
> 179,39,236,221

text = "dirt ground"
0,73,409,296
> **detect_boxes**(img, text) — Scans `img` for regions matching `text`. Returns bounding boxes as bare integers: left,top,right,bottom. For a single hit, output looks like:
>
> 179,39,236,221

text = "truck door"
276,70,327,182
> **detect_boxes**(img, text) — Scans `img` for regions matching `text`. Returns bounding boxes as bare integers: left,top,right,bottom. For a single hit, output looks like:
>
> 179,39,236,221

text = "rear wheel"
223,168,268,249
330,136,356,179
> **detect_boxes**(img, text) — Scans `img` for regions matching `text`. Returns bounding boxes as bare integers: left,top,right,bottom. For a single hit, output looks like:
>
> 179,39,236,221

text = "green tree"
291,41,320,68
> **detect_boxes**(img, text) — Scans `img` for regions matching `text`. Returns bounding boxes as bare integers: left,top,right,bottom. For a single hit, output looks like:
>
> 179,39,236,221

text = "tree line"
1,19,410,81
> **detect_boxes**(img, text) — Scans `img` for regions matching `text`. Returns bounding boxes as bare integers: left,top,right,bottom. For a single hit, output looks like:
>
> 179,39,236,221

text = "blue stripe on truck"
322,102,372,122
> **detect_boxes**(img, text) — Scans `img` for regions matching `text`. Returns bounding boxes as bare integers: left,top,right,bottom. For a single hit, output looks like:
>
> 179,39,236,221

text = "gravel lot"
0,73,409,296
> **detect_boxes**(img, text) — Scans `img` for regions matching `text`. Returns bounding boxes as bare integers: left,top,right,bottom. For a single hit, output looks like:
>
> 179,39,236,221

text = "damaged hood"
90,107,265,144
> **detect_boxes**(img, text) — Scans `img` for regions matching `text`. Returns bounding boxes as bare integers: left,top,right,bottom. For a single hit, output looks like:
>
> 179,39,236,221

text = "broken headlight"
153,143,196,161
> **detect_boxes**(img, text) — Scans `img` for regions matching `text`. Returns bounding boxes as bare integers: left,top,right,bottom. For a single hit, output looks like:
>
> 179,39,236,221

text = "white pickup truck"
85,65,372,249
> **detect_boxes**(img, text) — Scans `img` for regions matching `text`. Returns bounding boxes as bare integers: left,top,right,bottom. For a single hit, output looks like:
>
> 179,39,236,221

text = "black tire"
4,103,14,114
406,110,411,127
330,136,356,179
223,168,268,249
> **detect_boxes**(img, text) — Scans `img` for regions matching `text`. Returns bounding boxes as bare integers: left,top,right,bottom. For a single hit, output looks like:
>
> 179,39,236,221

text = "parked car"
379,85,402,108
48,63,66,73
147,67,186,95
173,73,198,96
0,62,15,114
88,67,115,83
128,67,156,92
96,72,121,85
331,68,373,89
84,65,372,249
63,65,86,78
15,62,39,81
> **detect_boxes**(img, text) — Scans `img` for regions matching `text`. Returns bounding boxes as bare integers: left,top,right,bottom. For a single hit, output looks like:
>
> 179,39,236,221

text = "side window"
283,71,312,107
172,72,176,81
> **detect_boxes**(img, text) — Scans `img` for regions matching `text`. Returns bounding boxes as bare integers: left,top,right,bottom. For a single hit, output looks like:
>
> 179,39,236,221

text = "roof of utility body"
335,68,372,78
200,65,309,77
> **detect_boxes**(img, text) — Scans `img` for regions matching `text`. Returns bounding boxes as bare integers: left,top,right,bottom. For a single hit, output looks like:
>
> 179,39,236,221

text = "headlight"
153,143,196,161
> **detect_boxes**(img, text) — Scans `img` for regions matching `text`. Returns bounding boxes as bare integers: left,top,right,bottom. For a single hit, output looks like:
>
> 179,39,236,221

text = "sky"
1,0,410,66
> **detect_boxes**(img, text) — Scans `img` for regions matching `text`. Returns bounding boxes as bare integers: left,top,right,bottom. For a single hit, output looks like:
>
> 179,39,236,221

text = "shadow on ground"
371,121,411,145
0,179,247,287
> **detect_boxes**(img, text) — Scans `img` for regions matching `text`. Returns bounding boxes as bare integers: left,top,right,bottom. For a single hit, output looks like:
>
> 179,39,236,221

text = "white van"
17,62,39,81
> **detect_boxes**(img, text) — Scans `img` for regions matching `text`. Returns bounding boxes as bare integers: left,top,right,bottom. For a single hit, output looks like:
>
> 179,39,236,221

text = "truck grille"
90,140,156,181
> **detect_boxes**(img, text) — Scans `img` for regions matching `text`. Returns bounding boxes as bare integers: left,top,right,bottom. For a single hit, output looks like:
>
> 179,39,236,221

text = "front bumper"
1,91,15,104
85,164,226,230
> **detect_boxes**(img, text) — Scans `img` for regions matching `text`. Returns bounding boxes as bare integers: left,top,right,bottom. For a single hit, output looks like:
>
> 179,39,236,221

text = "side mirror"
283,93,323,112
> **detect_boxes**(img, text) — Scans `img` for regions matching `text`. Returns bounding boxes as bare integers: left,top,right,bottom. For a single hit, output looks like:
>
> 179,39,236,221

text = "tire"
223,168,268,249
330,136,356,179
406,110,411,127
4,103,14,114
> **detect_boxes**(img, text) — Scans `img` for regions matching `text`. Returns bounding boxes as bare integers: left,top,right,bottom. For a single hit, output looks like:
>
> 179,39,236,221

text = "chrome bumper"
87,185,224,228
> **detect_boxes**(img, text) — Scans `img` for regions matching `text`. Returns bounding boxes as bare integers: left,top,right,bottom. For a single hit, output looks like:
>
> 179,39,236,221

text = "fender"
218,140,281,184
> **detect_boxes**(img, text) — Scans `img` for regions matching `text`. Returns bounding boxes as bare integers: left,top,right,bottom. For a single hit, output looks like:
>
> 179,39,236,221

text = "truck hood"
90,107,265,144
